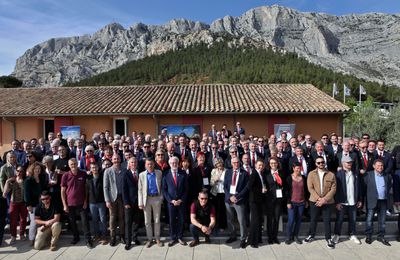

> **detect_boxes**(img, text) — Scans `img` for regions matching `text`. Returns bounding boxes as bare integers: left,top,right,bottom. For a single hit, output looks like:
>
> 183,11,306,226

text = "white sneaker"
332,234,340,244
349,235,361,245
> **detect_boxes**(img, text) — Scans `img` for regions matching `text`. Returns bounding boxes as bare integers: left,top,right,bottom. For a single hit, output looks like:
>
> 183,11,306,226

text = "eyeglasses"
143,146,150,148
156,154,163,156
360,146,367,149
316,161,325,165
321,137,328,139
281,142,287,144
362,137,369,139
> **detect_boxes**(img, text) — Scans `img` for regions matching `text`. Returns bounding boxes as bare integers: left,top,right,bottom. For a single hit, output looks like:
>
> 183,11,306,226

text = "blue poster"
60,126,81,140
160,125,200,138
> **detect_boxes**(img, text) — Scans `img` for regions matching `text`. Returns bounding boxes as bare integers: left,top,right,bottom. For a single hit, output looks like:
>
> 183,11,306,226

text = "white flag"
332,83,339,96
359,84,366,95
344,84,351,96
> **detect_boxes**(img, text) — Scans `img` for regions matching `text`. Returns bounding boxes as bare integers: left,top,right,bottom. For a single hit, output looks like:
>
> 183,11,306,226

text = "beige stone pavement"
1,235,400,260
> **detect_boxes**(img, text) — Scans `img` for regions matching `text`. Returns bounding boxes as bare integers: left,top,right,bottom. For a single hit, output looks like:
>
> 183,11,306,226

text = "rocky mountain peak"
11,5,400,87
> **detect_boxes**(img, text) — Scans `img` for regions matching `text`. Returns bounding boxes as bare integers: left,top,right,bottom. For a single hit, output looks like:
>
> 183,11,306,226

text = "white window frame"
113,118,128,136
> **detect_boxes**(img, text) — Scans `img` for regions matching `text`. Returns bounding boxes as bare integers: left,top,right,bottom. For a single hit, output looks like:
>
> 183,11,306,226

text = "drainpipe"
2,117,16,141
153,115,159,136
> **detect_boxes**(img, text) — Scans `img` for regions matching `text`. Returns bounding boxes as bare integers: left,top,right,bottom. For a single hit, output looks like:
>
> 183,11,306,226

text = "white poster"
274,124,296,140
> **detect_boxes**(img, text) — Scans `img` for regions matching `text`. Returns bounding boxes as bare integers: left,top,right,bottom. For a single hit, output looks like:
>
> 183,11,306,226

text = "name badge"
229,185,236,195
203,178,209,186
276,189,283,198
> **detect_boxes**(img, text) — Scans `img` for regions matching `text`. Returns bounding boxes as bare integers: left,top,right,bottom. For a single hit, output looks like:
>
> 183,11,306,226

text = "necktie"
274,171,282,186
363,153,368,168
132,171,137,182
252,152,256,167
299,158,304,173
173,171,177,186
78,150,82,160
232,170,238,186
246,166,250,176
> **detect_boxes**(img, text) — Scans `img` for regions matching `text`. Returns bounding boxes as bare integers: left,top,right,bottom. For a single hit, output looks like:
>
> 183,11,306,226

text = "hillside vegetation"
66,42,400,103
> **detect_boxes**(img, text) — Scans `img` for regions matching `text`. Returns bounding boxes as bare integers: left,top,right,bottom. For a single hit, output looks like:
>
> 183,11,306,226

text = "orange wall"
0,114,342,155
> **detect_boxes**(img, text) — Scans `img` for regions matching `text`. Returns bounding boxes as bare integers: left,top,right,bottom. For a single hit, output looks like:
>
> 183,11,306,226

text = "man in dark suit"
234,122,245,136
122,157,140,250
221,124,232,139
248,142,262,170
289,147,312,177
247,160,267,248
363,159,392,246
336,141,359,174
310,142,336,172
326,134,342,156
374,140,393,176
188,139,199,168
208,124,218,140
256,137,270,159
163,156,188,247
357,140,374,175
223,157,249,248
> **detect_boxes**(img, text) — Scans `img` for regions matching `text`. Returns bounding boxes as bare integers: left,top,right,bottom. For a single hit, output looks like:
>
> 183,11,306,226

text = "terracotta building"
0,84,349,154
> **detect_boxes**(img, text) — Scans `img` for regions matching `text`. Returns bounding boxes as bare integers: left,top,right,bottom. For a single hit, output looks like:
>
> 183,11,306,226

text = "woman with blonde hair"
210,158,227,230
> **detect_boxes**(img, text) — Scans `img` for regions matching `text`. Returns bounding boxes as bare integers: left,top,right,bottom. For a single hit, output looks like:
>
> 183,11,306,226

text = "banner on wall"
274,124,296,140
160,125,200,138
60,126,81,140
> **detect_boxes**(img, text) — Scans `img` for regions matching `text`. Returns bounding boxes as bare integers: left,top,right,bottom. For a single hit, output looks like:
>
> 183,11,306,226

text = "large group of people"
0,122,400,252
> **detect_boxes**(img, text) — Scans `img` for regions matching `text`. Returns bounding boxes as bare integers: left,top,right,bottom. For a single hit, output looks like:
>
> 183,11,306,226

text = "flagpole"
343,84,346,104
359,85,361,105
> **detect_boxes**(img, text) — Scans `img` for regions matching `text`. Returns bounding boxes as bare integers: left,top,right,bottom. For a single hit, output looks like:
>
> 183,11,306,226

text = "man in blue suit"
224,157,249,248
122,157,140,250
163,156,188,247
363,159,392,246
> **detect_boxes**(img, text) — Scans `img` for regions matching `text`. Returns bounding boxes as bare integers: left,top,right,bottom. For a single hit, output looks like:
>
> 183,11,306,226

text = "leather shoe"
377,237,391,246
204,236,211,244
365,236,372,244
240,240,247,248
86,240,93,249
110,237,117,247
168,240,177,247
225,237,237,244
124,243,131,250
145,241,153,248
120,237,126,244
250,244,258,248
189,240,199,247
70,237,80,245
134,239,141,245
273,238,280,244
178,239,187,246
156,239,164,247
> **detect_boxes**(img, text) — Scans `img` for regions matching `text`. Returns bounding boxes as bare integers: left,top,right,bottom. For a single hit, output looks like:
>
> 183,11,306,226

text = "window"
113,118,128,136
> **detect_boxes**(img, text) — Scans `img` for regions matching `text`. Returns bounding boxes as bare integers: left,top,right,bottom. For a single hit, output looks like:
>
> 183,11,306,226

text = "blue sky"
1,0,400,76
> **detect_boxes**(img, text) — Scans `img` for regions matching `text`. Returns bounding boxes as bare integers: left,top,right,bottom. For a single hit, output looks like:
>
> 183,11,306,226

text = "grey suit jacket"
103,167,123,203
138,169,163,207
363,170,392,209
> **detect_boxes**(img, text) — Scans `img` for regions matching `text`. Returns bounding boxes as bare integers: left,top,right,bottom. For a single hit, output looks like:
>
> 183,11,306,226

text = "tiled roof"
0,84,349,116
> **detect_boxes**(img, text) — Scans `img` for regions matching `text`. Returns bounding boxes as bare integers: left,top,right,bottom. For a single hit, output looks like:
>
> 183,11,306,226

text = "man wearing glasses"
34,191,62,251
304,156,336,249
358,140,374,175
224,157,249,248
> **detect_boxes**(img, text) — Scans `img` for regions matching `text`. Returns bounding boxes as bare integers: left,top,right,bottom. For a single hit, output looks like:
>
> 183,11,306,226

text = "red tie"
181,149,185,160
78,150,82,160
132,171,137,183
363,153,368,168
252,152,256,167
232,170,238,186
247,167,251,176
274,171,282,186
173,171,177,186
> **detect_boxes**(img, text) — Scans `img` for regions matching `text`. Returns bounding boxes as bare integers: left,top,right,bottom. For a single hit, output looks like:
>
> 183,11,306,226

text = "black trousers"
210,193,227,229
265,199,282,241
248,202,263,246
68,205,91,241
308,202,333,240
0,198,7,246
125,205,140,243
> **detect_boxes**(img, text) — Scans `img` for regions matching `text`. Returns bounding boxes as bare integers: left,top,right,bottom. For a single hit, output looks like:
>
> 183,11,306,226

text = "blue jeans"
286,202,305,239
365,200,387,238
89,203,107,237
334,205,356,236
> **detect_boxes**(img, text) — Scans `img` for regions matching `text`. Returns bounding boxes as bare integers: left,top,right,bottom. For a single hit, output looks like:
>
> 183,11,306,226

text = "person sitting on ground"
34,191,62,251
189,189,216,247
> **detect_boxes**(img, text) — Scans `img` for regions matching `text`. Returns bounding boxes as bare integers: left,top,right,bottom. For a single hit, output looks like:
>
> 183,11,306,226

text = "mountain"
11,5,400,87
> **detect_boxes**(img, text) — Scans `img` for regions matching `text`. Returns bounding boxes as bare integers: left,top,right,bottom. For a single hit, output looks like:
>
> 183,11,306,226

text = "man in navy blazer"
163,156,188,246
332,156,362,245
363,159,392,246
374,140,393,176
122,157,140,250
223,157,249,248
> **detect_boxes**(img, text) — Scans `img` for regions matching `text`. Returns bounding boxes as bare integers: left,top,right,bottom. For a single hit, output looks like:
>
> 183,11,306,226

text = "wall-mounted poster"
274,124,296,140
60,126,80,140
160,125,200,138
